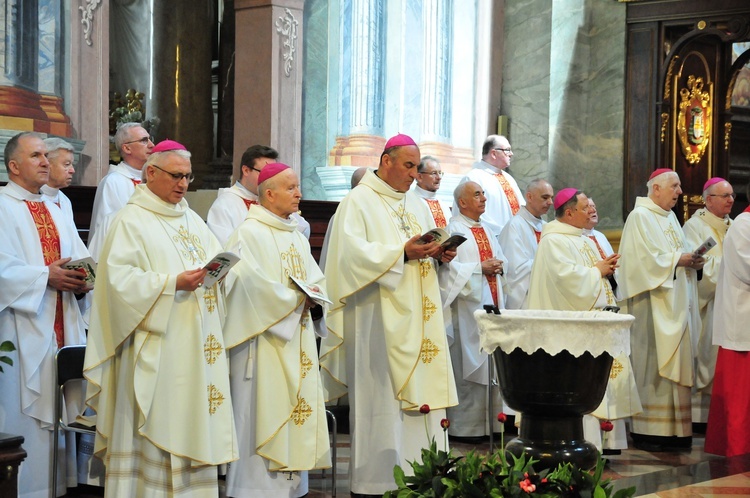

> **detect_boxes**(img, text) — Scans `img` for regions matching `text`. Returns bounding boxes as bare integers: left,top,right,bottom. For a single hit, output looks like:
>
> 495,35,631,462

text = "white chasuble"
84,185,237,475
527,220,616,311
223,206,330,482
319,170,457,494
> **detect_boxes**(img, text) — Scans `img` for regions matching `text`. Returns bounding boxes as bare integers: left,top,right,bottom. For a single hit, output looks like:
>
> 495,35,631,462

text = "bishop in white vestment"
0,132,90,498
682,178,733,424
84,144,238,497
223,164,330,497
439,182,507,437
319,135,458,495
618,169,703,451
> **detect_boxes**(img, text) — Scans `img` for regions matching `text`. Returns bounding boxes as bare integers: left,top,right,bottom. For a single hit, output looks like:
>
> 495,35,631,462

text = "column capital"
235,0,303,10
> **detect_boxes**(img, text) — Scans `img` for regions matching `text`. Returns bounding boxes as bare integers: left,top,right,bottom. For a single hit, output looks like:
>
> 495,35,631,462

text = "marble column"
234,0,305,179
328,0,386,168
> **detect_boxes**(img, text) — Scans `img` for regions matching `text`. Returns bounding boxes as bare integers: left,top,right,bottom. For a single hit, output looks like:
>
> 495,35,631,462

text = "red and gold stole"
425,199,447,228
589,235,607,259
130,178,142,186
242,198,259,210
494,173,520,215
25,201,65,348
470,226,499,307
533,229,541,244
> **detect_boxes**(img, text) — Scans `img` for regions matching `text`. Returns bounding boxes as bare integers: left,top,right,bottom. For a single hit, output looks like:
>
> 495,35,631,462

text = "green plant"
0,340,16,373
384,411,636,498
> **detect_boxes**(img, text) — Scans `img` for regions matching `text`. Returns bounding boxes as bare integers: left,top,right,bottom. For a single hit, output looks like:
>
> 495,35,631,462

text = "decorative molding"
724,122,732,150
275,8,298,77
677,75,711,165
664,56,678,100
660,112,669,143
79,0,103,47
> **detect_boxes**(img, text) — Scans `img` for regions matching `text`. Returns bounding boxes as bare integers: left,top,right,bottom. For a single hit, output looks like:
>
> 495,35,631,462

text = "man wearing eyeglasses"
454,135,524,236
413,156,451,228
84,140,238,496
682,177,734,431
88,122,154,261
207,144,311,246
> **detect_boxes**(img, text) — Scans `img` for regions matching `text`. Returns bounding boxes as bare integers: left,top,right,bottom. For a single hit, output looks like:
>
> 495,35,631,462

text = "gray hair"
142,149,192,182
114,122,145,154
646,171,678,196
43,138,74,160
418,156,439,173
525,178,550,194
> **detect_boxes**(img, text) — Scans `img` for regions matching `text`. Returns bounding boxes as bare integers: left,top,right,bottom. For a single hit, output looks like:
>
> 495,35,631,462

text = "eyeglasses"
422,171,444,178
124,136,154,146
707,193,736,199
151,164,195,183
493,147,512,154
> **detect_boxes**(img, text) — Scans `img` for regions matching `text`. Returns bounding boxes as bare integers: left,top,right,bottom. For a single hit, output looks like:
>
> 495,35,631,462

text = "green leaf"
0,357,13,367
0,340,16,352
394,464,407,487
594,484,607,498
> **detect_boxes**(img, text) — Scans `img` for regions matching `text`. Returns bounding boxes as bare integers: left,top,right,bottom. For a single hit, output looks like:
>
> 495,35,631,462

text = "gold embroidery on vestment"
419,260,432,278
423,296,437,322
610,358,623,380
171,225,206,264
663,225,684,250
204,334,223,365
203,285,217,313
281,243,307,281
300,351,313,378
207,384,225,414
292,398,312,426
420,338,440,364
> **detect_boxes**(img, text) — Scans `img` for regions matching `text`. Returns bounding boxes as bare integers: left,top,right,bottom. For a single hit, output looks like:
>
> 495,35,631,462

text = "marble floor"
65,431,750,497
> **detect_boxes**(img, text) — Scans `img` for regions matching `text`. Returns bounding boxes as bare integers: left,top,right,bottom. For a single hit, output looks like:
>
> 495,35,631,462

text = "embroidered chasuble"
84,185,237,494
25,200,65,347
426,199,448,228
319,170,457,494
223,206,330,486
495,173,520,215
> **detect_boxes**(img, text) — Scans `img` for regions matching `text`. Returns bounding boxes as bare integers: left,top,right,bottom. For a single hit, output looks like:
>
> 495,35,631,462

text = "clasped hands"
404,234,456,264
678,252,705,271
595,254,620,277
481,258,503,276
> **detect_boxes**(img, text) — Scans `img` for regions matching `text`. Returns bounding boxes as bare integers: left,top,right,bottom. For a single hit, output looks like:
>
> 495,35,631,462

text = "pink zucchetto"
257,162,291,184
553,188,578,210
384,133,417,150
151,139,187,153
703,177,726,192
649,168,674,181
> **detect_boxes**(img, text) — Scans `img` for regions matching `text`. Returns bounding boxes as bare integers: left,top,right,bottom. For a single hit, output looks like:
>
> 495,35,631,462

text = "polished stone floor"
65,431,750,497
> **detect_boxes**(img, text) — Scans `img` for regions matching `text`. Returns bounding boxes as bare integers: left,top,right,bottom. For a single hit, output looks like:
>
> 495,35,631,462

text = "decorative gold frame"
677,75,712,164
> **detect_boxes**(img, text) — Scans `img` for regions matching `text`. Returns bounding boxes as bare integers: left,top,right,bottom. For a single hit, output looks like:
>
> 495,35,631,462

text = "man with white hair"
617,168,704,451
88,122,154,259
41,137,78,232
682,177,734,428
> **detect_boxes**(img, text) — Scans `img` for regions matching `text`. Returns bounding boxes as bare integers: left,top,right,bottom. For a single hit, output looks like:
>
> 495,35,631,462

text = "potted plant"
384,408,636,498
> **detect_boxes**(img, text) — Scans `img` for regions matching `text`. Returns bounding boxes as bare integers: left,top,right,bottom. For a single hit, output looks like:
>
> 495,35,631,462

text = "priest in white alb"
439,181,506,439
83,140,238,497
88,123,153,260
223,163,331,497
498,179,553,309
617,168,703,452
207,144,310,245
41,137,79,234
682,177,734,426
413,156,451,229
319,134,458,496
0,132,90,498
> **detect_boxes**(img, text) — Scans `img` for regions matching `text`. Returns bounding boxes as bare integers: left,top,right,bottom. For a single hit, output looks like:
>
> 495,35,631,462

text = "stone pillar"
420,1,452,144
234,0,304,179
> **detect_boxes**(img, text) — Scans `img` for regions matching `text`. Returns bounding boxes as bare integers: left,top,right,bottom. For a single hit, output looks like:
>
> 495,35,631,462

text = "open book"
417,227,467,251
63,257,97,289
202,252,240,288
289,274,332,306
693,236,717,257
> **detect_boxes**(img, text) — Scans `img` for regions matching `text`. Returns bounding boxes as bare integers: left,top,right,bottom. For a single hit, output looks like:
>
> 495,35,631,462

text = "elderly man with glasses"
83,139,238,496
682,177,735,431
453,134,524,237
88,122,154,260
413,155,452,228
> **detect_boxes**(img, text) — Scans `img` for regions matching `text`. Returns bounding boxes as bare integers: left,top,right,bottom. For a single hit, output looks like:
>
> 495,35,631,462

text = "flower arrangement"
384,408,636,498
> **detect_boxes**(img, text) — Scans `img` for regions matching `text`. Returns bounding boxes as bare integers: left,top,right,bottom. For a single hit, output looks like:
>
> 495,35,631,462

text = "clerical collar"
40,184,60,198
414,185,438,199
4,180,43,200
478,160,503,175
119,161,143,179
233,181,257,199
582,228,595,237
518,206,544,230
458,212,482,227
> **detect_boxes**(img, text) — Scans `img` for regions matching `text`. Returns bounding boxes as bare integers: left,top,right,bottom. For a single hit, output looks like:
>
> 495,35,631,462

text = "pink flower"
440,418,450,430
520,479,536,493
600,420,614,432
497,412,507,424
420,404,430,414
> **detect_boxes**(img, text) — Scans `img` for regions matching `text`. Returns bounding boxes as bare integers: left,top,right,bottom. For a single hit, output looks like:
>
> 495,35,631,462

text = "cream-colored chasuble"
84,185,237,471
319,170,457,411
223,206,331,474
